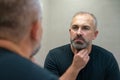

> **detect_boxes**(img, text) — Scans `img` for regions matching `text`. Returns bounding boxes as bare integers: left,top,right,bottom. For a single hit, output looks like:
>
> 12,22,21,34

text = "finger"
84,54,90,63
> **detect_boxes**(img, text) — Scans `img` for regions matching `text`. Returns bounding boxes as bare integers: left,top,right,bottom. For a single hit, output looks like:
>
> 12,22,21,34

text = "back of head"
0,0,41,43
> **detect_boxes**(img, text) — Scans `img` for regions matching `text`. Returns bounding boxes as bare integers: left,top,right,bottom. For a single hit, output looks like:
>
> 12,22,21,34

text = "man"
44,12,120,80
0,0,58,80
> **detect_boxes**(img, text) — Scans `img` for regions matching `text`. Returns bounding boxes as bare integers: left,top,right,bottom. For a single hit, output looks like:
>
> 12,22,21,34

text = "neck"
0,40,30,59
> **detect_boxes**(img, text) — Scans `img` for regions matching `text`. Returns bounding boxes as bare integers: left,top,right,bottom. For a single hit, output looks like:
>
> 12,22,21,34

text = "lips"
74,38,84,43
73,35,85,43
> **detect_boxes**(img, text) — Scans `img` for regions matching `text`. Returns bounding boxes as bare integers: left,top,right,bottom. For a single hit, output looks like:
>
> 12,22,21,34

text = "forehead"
71,14,95,27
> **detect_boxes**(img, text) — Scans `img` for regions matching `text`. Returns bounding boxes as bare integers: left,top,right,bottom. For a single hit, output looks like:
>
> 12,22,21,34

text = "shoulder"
91,45,119,66
92,45,114,57
92,45,118,65
45,44,71,63
91,45,120,79
49,44,70,54
46,44,71,59
0,49,58,80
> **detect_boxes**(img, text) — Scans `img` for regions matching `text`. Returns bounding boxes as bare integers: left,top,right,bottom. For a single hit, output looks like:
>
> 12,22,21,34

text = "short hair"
0,0,41,43
71,11,97,29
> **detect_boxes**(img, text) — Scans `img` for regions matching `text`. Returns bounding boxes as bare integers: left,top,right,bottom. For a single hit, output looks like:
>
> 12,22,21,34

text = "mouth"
74,38,84,44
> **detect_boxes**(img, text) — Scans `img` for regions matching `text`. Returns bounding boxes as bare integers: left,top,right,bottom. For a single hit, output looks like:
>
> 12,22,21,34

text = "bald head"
71,11,97,30
0,0,41,43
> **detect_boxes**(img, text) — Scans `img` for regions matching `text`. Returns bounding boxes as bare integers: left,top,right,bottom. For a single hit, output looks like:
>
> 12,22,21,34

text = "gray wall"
36,0,120,67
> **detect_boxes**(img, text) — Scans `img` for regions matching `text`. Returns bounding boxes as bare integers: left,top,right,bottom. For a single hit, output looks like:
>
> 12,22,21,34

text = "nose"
76,28,83,35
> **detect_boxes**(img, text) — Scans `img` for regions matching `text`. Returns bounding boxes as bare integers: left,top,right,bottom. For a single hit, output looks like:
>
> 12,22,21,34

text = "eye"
71,25,79,31
82,25,90,30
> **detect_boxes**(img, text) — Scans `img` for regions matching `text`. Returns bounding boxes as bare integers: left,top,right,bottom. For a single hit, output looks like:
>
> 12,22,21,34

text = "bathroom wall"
36,0,120,67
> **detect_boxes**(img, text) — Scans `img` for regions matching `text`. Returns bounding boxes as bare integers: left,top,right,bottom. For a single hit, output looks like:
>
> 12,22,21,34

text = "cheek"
84,32,95,40
40,29,42,38
38,27,43,42
39,22,43,39
69,31,76,39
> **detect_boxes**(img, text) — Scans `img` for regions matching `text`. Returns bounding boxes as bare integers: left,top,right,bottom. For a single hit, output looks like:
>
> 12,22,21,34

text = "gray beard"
71,40,89,51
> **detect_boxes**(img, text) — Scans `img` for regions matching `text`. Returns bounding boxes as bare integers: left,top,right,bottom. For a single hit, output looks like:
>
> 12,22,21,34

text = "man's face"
69,14,98,50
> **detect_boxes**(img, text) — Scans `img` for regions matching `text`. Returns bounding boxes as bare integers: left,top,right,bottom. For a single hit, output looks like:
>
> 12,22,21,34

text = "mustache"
73,35,85,41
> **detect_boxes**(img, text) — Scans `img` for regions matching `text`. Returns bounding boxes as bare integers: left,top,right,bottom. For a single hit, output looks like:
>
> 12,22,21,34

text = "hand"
71,49,90,71
59,48,90,80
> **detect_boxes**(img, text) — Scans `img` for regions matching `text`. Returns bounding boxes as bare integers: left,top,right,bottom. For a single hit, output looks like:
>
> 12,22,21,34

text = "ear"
93,30,99,40
69,28,72,32
69,28,71,35
31,21,39,41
